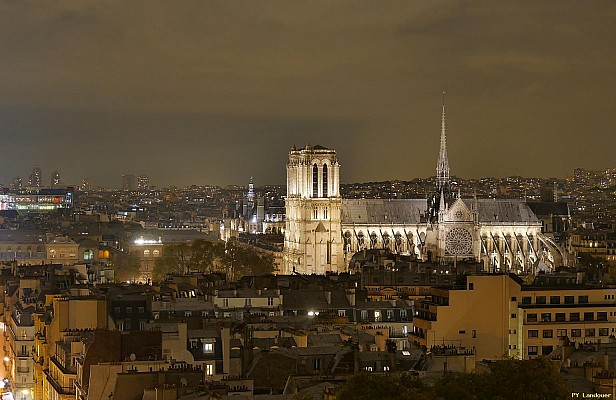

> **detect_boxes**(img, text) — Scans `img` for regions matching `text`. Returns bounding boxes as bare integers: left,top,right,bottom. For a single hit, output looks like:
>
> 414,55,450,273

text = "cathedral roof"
341,199,427,224
463,199,540,224
527,201,570,217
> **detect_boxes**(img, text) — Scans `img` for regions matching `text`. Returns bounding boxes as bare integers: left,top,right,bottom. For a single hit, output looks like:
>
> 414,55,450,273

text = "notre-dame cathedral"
282,103,563,275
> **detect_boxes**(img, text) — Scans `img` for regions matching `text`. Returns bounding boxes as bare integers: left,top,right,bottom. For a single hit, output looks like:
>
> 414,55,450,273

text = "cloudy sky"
1,1,614,188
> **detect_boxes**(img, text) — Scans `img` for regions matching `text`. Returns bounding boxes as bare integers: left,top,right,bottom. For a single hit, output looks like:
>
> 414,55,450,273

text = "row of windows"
360,309,408,320
153,311,210,319
312,207,329,220
525,311,608,323
528,327,611,339
114,306,145,314
221,298,275,307
519,295,589,305
189,340,214,354
528,345,553,356
0,246,44,251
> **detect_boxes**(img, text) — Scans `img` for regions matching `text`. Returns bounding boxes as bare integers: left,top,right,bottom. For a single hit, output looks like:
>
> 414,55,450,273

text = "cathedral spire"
436,92,450,193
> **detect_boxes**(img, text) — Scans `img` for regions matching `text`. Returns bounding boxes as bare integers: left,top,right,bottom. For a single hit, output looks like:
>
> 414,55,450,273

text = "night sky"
1,1,614,188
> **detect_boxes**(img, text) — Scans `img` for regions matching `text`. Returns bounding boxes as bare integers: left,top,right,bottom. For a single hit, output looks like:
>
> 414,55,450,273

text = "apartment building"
411,274,616,360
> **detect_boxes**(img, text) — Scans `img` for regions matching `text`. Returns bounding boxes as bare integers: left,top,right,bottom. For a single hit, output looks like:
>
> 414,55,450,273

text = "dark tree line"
152,239,274,281
333,357,571,400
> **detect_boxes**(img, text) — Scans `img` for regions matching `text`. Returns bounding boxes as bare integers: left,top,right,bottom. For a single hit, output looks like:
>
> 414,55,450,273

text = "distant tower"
29,165,42,187
81,178,92,191
11,177,22,191
122,174,136,191
283,144,343,274
137,174,149,190
247,176,255,204
243,176,256,217
51,171,61,186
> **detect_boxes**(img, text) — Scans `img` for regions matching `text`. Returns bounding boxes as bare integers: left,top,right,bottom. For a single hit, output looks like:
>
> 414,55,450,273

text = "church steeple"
436,92,450,194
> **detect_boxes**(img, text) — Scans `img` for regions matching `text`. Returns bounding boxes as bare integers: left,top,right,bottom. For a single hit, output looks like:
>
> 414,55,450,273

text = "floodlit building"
283,103,561,275
410,274,616,360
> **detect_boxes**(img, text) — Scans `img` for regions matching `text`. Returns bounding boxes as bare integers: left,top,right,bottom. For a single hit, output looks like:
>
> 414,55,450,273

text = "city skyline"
1,1,615,187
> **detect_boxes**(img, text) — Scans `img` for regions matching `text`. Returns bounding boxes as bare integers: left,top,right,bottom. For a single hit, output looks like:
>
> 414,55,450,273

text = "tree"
335,373,438,400
152,243,192,280
334,358,571,400
479,357,570,400
152,239,275,281
219,239,275,280
189,239,225,273
112,252,142,282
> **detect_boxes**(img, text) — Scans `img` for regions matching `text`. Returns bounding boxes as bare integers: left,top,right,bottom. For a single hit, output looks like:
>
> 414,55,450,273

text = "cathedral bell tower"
283,144,343,274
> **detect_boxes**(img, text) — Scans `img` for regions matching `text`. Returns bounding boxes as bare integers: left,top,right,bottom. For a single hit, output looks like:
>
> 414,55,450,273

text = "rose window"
445,228,473,255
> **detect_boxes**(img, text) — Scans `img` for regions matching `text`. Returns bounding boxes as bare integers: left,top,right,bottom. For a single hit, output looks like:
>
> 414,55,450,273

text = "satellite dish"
129,353,136,361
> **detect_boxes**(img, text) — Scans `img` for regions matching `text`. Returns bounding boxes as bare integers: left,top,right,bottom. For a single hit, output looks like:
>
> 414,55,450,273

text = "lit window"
203,343,214,354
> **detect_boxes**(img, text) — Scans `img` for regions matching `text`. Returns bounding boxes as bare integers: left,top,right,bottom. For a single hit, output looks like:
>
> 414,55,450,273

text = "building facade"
410,274,616,360
283,144,343,274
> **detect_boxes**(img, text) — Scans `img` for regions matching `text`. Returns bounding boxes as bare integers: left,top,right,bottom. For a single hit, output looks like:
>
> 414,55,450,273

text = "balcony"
45,370,76,395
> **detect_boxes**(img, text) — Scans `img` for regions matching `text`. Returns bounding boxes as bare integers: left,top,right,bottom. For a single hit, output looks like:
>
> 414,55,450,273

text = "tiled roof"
341,199,427,225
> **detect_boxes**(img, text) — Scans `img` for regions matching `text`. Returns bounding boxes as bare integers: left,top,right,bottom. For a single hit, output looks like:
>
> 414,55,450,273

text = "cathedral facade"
282,104,559,275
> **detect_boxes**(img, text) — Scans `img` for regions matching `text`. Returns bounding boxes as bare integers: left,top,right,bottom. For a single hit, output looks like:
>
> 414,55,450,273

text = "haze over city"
1,1,615,188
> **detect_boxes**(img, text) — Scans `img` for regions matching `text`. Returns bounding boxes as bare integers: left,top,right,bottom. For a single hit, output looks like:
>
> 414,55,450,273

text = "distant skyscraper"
28,165,42,187
122,174,136,191
81,178,92,191
11,177,22,191
137,174,149,190
51,171,61,186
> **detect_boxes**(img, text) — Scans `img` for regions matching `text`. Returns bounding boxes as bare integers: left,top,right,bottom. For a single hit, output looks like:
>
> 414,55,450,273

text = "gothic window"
322,164,328,197
445,228,473,255
313,164,318,197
